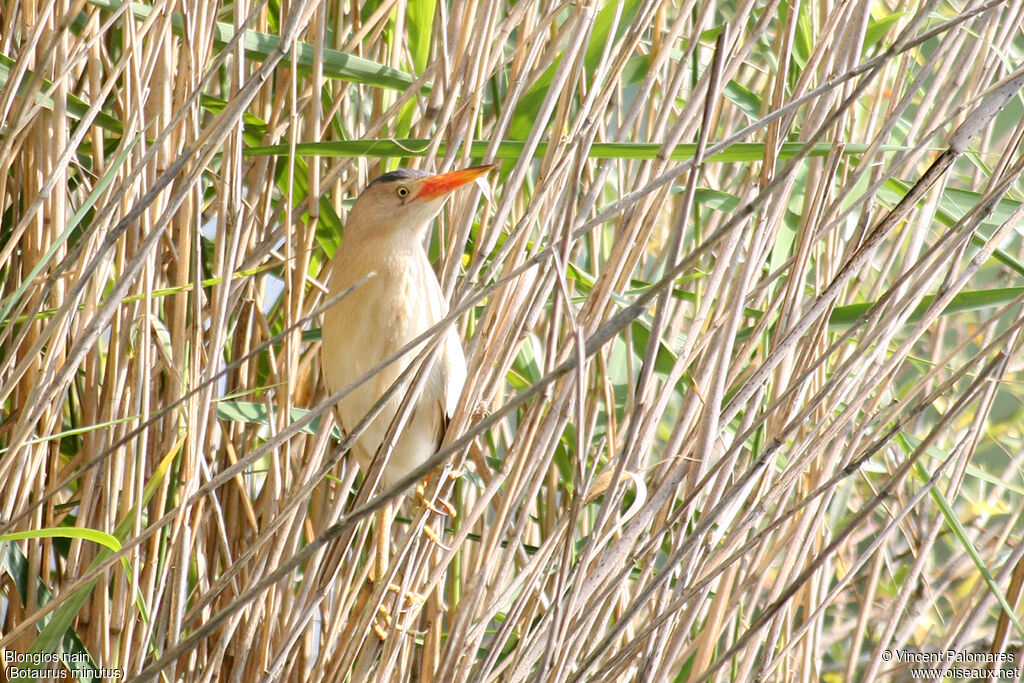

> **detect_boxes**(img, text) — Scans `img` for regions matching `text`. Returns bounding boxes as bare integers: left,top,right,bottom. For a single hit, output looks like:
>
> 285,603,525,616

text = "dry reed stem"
1,2,1023,682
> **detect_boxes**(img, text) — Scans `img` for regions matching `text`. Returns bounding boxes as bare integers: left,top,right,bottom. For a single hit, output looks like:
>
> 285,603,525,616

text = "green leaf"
907,444,1024,640
630,320,684,380
247,138,890,164
86,0,417,90
270,153,344,255
0,528,121,553
829,287,1024,330
792,2,813,68
878,179,1024,277
864,11,908,53
0,54,124,133
14,438,180,668
723,80,763,121
3,526,124,678
692,188,740,213
216,400,341,439
507,0,643,140
0,543,99,680
892,182,1024,231
407,0,436,75
508,334,543,391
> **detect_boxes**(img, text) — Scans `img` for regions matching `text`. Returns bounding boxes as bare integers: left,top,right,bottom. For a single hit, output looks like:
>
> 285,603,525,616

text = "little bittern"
321,164,493,493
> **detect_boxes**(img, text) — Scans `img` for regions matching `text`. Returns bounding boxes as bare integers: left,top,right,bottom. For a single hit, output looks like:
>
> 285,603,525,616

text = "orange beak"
414,164,496,201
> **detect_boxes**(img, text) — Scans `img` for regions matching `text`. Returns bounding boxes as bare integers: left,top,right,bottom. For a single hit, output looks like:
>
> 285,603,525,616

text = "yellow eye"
396,186,410,198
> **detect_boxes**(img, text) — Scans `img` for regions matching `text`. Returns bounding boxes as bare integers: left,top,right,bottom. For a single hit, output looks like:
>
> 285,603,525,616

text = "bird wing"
443,327,468,420
322,245,468,484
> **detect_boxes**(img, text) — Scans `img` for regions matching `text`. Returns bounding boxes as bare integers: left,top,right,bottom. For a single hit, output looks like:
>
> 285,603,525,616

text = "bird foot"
371,586,426,640
413,479,455,550
372,609,392,640
415,480,456,517
371,610,412,641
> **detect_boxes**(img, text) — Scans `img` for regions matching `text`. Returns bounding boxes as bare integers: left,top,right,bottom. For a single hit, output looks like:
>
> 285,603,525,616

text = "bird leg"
413,475,457,552
370,502,431,639
370,503,401,640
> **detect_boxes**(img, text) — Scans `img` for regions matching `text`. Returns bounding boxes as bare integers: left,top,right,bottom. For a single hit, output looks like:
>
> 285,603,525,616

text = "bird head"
346,164,495,241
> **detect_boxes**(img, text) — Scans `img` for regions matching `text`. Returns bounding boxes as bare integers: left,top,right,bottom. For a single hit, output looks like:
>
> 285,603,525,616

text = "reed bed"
2,1,1024,681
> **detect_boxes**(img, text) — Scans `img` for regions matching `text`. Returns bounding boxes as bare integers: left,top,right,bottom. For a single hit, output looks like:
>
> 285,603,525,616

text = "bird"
320,164,493,501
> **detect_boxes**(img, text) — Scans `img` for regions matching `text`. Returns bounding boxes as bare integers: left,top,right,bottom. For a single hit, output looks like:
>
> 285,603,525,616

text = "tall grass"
2,1,1024,681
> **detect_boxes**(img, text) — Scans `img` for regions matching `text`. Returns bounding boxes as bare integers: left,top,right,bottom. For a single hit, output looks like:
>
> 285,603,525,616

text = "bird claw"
421,524,451,551
372,586,426,640
387,583,425,606
415,481,456,517
372,609,392,641
413,480,455,550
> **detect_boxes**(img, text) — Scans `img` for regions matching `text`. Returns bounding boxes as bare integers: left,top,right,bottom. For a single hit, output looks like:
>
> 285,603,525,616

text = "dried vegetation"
2,0,1024,681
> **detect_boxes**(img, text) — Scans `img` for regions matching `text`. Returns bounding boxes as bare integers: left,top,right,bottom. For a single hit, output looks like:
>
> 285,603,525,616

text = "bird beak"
414,164,497,201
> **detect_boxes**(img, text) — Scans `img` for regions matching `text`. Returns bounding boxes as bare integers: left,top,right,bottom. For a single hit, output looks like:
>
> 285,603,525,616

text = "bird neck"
338,226,432,270
348,213,429,242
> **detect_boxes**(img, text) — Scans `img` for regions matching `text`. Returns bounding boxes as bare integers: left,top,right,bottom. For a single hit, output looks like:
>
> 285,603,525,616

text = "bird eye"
396,186,409,199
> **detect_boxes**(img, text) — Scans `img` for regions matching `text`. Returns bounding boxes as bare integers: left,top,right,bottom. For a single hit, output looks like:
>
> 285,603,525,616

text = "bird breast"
320,241,466,485
324,245,446,373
